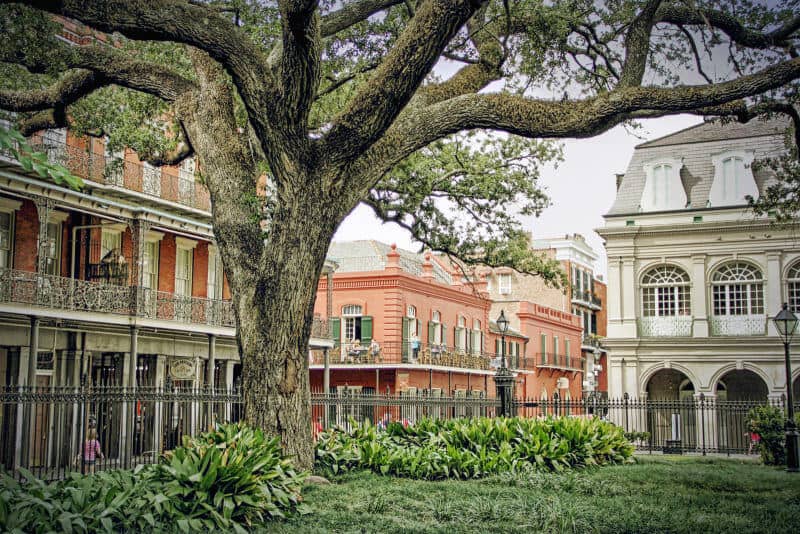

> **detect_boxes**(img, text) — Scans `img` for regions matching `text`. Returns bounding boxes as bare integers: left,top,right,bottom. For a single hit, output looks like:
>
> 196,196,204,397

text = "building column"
619,258,638,338
606,257,624,337
27,317,40,387
695,392,718,452
153,355,166,454
206,334,217,429
127,218,152,315
323,348,330,394
691,255,709,337
224,360,235,421
33,198,52,275
766,252,782,336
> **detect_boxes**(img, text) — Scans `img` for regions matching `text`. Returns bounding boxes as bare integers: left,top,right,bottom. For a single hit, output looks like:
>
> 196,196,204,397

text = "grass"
262,456,800,533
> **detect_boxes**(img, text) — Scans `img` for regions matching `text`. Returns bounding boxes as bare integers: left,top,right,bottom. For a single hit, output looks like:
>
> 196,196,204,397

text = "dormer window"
641,158,686,211
709,150,758,207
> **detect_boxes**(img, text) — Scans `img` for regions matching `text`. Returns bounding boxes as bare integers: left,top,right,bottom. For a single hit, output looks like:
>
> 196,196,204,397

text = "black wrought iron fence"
3,386,796,481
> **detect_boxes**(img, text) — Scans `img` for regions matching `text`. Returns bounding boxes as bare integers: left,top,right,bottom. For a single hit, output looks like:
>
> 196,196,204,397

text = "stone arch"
639,362,700,397
636,259,692,284
709,363,773,398
715,369,769,401
644,368,696,400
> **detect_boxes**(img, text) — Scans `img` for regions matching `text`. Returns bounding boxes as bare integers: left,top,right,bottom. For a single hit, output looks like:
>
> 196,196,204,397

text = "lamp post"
772,303,799,473
495,310,515,417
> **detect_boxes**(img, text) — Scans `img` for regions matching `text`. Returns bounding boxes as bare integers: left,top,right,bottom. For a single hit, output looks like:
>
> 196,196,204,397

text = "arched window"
786,262,800,313
641,265,691,317
711,263,764,316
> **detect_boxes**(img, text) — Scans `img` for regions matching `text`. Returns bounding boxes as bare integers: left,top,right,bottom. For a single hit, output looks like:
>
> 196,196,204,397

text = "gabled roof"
607,117,791,216
327,240,453,285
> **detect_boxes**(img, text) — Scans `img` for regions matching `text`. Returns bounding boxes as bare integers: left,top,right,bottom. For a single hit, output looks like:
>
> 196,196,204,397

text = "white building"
599,118,800,410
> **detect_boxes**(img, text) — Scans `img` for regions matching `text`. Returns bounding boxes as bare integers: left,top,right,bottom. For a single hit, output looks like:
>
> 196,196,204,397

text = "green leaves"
0,125,83,190
0,423,307,533
316,416,634,481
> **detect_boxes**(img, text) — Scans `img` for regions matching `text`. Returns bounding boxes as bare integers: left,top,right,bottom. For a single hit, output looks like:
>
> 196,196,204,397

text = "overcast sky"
333,114,703,277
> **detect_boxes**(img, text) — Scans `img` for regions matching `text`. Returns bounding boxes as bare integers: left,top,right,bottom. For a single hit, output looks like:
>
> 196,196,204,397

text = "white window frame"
498,273,512,295
431,310,442,345
709,150,758,207
174,237,197,297
407,305,418,338
711,262,764,316
342,304,363,343
100,227,122,262
207,244,224,299
0,198,21,270
641,157,686,211
42,211,68,276
641,265,691,317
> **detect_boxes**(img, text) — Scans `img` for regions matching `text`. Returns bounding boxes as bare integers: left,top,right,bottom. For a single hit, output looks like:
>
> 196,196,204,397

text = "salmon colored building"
310,241,586,408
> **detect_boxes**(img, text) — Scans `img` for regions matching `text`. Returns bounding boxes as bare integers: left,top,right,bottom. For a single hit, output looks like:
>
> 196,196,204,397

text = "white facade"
599,118,800,403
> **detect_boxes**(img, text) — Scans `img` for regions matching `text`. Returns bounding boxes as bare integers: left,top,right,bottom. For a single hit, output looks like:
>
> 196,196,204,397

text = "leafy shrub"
747,405,800,466
151,423,309,530
316,416,633,480
0,423,307,533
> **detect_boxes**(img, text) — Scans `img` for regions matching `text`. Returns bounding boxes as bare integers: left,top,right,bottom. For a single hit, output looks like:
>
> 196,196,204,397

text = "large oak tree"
1,0,799,467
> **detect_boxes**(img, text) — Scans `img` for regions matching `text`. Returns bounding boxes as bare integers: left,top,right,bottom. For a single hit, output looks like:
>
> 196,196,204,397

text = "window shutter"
361,316,373,345
402,317,411,362
441,324,446,346
330,317,341,347
416,319,421,340
495,338,500,355
428,321,436,344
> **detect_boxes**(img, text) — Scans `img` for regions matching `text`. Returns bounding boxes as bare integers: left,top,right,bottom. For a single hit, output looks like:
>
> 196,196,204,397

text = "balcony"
530,352,586,372
310,341,494,371
638,316,693,337
571,286,602,310
0,267,233,328
23,138,211,212
709,315,767,336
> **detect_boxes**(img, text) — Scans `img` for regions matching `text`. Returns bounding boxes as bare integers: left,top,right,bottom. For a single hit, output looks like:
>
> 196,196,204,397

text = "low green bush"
315,416,634,480
0,423,307,533
747,405,800,466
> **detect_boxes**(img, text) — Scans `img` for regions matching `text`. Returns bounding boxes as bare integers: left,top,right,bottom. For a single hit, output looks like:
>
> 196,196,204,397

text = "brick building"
0,127,334,470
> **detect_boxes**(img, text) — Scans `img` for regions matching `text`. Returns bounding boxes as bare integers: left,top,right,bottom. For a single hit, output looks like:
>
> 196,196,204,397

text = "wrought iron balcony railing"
0,267,233,328
571,286,602,309
526,352,586,372
310,341,495,371
638,316,693,337
709,314,766,336
23,138,211,212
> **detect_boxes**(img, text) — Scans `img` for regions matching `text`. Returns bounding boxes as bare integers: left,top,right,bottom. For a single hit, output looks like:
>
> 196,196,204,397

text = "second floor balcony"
571,286,602,310
638,316,693,337
23,138,211,212
709,314,766,336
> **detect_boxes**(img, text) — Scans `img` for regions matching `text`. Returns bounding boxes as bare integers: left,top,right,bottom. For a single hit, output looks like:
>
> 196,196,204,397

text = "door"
30,375,51,467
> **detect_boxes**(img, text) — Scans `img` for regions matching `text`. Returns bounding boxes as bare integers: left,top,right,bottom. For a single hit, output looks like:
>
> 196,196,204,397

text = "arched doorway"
715,369,768,401
715,369,769,452
645,369,696,451
646,369,695,400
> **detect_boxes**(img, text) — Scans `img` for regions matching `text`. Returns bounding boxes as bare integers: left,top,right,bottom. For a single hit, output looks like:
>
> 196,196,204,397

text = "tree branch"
656,5,800,49
322,0,484,166
320,0,404,37
618,0,663,88
278,0,321,130
0,69,98,112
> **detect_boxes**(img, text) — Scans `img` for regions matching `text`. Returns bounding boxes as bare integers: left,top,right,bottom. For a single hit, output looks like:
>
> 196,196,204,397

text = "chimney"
421,252,434,281
385,243,401,272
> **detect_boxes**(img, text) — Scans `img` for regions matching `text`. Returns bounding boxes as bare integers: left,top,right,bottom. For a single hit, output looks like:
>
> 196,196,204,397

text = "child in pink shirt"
82,429,104,474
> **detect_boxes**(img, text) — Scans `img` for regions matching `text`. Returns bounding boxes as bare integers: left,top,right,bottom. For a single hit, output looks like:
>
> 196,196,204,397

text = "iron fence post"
623,392,629,432
700,393,706,456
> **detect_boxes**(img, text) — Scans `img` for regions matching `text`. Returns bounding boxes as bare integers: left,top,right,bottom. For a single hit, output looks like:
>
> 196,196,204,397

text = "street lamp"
772,303,799,472
495,310,514,417
497,310,509,369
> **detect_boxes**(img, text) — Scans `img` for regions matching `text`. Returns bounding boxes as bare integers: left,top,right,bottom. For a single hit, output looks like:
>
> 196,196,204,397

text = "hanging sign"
169,357,196,380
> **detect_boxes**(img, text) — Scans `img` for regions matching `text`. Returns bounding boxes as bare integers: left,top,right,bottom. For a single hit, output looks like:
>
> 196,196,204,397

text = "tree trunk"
234,185,341,469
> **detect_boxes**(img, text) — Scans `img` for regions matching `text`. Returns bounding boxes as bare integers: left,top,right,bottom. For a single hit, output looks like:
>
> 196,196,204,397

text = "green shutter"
330,317,340,347
540,334,547,364
428,321,436,344
441,324,446,346
416,319,421,342
402,317,411,362
565,339,571,367
361,316,373,345
455,327,464,350
495,339,501,354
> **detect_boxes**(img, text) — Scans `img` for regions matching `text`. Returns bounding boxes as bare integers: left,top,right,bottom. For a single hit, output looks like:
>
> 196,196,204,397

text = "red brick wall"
13,200,38,272
158,234,176,293
193,242,209,298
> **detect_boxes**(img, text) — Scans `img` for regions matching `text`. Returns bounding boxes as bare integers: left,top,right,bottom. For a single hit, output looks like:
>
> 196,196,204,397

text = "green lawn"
264,456,800,533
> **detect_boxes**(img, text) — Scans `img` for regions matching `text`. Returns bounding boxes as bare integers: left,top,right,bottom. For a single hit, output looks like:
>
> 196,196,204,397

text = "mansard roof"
607,117,790,216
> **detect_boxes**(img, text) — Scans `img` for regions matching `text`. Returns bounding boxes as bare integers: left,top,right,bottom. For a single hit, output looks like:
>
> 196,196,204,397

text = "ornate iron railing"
638,316,693,337
309,341,495,370
0,268,233,328
709,314,767,336
25,138,211,212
